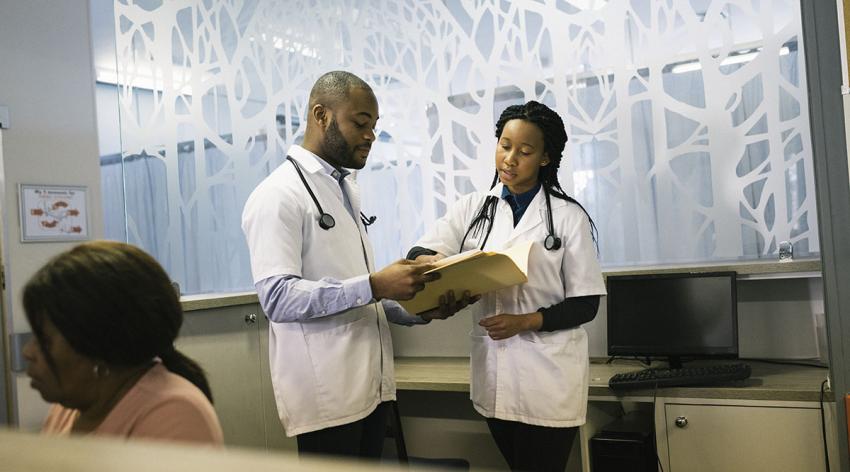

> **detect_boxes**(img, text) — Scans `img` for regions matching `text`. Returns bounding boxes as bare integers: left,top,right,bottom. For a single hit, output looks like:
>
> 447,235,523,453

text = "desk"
394,357,837,472
395,357,831,401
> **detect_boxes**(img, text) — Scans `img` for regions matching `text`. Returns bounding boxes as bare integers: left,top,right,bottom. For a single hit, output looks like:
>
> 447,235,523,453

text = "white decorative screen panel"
103,0,816,294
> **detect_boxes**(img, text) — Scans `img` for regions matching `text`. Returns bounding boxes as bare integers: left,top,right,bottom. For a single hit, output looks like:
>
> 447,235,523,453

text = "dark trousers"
486,417,578,472
296,402,389,460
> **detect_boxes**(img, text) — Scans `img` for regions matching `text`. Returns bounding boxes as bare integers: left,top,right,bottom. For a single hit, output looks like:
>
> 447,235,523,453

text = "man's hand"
370,259,438,301
419,290,481,321
478,312,543,340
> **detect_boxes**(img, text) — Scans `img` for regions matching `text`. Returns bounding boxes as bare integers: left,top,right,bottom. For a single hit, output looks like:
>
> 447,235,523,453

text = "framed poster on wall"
18,184,89,242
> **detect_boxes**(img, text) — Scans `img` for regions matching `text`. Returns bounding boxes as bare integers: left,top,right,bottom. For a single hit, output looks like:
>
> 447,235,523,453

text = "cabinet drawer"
665,403,824,472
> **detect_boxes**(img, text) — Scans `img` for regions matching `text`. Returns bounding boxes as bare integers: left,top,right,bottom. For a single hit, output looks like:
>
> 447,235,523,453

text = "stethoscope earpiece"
360,214,377,227
318,213,336,230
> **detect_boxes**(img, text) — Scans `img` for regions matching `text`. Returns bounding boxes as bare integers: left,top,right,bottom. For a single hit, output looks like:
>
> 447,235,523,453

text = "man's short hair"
308,71,373,109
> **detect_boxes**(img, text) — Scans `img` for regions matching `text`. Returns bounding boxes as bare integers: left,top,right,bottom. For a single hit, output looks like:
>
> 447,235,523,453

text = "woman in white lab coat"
409,101,606,471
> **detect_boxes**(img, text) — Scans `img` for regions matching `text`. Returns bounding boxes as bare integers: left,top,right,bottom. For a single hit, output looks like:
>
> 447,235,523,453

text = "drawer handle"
245,313,257,324
675,416,688,428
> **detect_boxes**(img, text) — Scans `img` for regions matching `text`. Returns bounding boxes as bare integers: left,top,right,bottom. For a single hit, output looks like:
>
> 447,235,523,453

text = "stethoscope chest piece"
544,234,561,251
318,213,336,230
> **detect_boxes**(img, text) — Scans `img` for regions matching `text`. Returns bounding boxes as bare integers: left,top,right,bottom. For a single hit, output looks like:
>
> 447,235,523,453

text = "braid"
495,101,598,246
461,195,498,251
458,172,501,252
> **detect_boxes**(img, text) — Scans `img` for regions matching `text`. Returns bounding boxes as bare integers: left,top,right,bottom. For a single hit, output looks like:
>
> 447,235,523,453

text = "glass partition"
95,0,817,294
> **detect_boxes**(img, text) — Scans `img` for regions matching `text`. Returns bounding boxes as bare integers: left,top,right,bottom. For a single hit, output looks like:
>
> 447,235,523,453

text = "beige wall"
0,0,104,426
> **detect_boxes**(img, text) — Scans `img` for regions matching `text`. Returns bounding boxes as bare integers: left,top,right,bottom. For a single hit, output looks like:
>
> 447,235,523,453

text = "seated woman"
22,241,224,445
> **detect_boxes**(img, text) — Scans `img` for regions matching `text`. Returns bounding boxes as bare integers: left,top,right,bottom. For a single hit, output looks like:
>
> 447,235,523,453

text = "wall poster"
18,184,89,242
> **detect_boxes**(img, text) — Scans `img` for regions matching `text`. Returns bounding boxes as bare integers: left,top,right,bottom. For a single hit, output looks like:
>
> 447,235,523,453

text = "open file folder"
399,241,533,315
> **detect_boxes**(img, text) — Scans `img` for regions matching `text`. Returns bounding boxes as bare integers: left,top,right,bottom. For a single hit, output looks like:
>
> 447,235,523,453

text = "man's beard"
322,118,361,169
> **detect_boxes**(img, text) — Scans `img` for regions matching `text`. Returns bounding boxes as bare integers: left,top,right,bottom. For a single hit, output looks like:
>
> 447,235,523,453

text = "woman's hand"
478,312,543,340
420,290,481,321
415,254,444,264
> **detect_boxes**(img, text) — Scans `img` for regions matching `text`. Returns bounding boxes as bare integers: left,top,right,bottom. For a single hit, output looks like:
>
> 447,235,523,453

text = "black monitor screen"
606,272,738,360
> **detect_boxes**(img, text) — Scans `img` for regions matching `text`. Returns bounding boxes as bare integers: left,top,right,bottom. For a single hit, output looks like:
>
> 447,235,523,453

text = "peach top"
42,363,223,445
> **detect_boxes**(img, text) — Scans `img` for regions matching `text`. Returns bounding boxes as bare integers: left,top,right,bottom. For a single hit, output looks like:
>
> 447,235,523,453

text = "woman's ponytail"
22,241,218,404
160,347,214,403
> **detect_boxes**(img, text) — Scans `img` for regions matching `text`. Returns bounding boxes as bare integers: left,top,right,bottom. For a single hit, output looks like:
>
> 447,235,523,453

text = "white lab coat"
241,145,395,437
415,183,606,427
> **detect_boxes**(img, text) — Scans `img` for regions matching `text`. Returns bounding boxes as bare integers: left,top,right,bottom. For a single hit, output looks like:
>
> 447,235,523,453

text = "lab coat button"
356,298,362,304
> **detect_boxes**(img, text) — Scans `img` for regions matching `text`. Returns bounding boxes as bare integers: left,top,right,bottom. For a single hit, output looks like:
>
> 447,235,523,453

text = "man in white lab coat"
242,71,473,459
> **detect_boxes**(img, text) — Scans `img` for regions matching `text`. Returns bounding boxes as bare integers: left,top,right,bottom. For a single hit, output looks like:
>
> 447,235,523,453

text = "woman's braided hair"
494,101,569,195
466,100,598,247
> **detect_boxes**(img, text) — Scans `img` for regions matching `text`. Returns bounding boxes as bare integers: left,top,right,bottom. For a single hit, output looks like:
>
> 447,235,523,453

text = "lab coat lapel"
341,173,376,271
502,188,546,248
342,172,362,217
288,146,345,204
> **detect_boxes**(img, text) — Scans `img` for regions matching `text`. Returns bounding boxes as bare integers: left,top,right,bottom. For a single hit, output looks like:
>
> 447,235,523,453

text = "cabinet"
177,303,292,451
658,399,834,472
395,359,842,471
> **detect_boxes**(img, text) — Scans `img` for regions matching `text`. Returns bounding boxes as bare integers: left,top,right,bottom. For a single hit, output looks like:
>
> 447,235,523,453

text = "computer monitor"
606,271,738,368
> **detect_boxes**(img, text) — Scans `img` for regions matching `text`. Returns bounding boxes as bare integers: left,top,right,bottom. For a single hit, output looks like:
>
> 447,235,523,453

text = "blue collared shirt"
256,275,418,325
255,149,423,326
314,157,355,220
501,183,541,226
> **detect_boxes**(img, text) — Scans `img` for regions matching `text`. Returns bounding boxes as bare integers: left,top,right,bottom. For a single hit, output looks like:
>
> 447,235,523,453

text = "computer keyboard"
608,363,752,391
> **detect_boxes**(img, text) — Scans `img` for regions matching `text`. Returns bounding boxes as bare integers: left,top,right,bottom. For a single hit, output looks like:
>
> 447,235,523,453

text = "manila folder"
399,241,533,315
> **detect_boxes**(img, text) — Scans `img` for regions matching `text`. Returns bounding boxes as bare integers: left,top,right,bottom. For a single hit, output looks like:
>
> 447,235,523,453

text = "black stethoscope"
459,185,562,252
287,156,376,230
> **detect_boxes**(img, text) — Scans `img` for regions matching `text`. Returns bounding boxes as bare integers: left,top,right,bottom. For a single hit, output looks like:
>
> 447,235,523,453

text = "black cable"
653,384,664,472
820,379,829,472
657,448,665,472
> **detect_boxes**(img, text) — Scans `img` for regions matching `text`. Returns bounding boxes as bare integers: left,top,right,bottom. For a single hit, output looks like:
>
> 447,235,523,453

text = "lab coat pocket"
515,332,586,423
469,334,496,412
303,312,380,419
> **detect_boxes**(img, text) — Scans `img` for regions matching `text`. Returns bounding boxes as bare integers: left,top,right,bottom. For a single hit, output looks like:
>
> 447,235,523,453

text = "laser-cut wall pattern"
104,0,815,294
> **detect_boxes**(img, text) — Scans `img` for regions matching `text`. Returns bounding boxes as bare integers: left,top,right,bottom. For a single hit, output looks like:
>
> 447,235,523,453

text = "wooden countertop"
394,357,472,392
394,357,833,402
180,291,258,312
601,258,820,278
